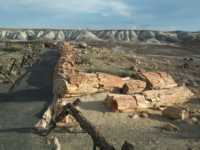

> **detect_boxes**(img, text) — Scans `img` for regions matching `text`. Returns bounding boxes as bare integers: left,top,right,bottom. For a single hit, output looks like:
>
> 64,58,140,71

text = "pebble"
191,117,198,124
133,114,140,119
128,113,139,119
140,111,149,118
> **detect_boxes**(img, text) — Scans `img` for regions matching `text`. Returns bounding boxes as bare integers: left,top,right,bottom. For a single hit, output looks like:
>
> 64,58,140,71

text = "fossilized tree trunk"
138,71,178,89
35,42,194,129
104,86,193,112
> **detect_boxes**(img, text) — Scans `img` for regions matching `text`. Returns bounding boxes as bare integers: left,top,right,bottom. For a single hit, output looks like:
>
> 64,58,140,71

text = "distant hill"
0,29,199,44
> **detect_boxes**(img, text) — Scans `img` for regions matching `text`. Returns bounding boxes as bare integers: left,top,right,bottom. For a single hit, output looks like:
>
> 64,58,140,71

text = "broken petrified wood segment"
97,73,127,92
162,106,189,120
105,94,151,112
133,94,151,108
122,80,146,94
64,103,116,150
54,72,98,97
105,86,193,112
143,86,194,107
67,73,99,95
138,71,177,89
105,94,138,112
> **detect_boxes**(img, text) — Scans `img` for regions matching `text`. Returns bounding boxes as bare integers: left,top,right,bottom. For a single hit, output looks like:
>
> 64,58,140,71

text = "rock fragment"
191,117,199,124
97,73,127,92
105,94,137,112
139,71,177,89
133,94,151,108
104,93,151,112
139,111,149,118
162,106,189,120
143,86,194,107
122,80,146,94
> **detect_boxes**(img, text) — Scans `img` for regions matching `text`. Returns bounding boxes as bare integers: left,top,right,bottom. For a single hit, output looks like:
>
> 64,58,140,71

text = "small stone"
155,106,166,111
128,114,133,118
133,114,139,119
128,113,140,119
140,111,149,118
191,117,198,124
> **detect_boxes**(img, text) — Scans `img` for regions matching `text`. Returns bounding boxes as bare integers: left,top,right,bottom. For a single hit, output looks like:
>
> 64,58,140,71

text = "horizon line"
0,26,199,32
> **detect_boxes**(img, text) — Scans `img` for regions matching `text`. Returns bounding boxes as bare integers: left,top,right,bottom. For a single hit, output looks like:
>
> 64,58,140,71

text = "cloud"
0,0,199,30
1,0,132,17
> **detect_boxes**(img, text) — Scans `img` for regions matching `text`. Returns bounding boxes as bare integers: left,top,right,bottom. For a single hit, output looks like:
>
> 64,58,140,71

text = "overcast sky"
0,0,199,31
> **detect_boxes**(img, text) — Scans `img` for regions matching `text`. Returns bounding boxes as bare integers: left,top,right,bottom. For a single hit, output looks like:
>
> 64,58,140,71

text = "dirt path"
0,48,58,150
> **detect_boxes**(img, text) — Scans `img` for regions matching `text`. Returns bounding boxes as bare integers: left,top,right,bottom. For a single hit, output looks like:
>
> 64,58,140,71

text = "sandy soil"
0,42,200,150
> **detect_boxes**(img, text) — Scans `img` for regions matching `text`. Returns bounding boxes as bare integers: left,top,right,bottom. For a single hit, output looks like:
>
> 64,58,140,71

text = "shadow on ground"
79,100,112,112
0,48,59,149
0,48,59,103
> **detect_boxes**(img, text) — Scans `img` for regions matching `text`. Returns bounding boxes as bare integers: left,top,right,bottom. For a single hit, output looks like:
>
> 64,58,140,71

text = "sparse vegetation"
2,47,21,52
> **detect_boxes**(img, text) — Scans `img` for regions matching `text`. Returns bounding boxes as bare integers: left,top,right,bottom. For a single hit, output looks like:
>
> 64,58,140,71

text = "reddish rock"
143,86,194,107
139,71,177,89
67,73,99,95
134,94,151,108
122,80,146,94
105,94,138,112
97,73,126,92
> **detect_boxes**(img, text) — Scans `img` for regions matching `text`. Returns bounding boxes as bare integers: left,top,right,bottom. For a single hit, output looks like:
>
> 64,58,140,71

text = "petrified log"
133,94,151,108
139,71,177,89
162,106,189,120
122,80,146,94
54,42,147,97
53,72,133,97
65,103,115,150
105,86,193,112
36,99,115,150
143,86,194,107
97,73,128,92
36,100,135,150
105,94,138,112
54,72,99,97
105,93,151,112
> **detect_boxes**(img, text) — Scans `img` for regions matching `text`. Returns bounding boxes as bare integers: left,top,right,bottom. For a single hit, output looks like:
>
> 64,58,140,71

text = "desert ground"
0,38,200,150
